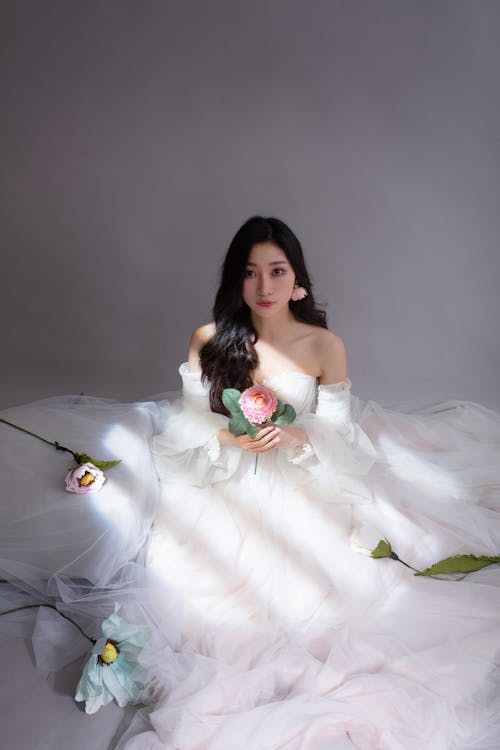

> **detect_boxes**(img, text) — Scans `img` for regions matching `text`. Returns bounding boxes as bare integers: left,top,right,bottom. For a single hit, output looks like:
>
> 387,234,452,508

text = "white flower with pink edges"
65,462,106,494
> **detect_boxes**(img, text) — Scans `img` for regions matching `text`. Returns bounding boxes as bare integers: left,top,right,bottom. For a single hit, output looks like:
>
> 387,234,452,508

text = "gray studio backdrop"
1,0,499,411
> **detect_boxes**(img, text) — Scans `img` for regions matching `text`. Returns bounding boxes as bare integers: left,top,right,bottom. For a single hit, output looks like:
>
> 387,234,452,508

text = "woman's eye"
244,269,256,278
272,268,286,276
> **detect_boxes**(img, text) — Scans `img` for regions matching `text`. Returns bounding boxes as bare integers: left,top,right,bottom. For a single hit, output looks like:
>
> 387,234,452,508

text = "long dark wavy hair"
200,216,328,414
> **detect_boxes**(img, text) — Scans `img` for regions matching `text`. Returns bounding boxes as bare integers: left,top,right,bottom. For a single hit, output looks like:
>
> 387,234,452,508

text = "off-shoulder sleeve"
151,363,241,486
278,378,377,499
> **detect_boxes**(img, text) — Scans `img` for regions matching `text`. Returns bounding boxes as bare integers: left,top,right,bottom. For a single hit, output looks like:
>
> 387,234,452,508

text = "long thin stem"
0,418,75,458
389,552,421,573
0,604,96,643
389,551,462,580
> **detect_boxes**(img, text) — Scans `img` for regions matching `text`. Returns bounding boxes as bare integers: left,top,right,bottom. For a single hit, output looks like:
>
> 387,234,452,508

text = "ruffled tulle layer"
133,377,500,750
1,378,500,749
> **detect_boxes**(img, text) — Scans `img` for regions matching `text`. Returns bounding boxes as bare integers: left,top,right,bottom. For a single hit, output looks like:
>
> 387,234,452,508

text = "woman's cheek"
242,280,252,302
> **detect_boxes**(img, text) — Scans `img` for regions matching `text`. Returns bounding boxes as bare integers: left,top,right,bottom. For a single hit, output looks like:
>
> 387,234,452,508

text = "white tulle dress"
117,363,500,750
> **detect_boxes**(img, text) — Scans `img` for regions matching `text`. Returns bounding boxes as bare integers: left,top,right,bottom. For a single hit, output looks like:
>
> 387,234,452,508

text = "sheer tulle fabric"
0,396,180,671
138,365,500,750
1,370,500,748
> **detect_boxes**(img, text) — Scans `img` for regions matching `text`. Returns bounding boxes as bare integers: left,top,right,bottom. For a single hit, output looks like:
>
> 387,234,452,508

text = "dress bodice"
251,371,318,415
178,362,352,418
168,362,372,487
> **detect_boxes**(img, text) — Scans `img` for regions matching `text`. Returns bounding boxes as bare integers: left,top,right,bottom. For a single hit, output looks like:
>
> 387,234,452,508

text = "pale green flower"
75,604,147,714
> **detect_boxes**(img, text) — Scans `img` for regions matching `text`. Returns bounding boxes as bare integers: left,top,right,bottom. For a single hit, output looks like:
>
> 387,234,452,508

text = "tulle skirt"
128,394,500,750
1,392,500,749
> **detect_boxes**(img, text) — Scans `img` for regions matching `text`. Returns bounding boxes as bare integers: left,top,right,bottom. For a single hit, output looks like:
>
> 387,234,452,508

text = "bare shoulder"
190,322,216,349
313,329,347,384
188,322,216,372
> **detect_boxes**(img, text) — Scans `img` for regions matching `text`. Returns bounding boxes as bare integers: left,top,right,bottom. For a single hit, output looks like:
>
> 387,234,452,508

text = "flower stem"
0,418,76,460
389,551,421,573
0,604,96,644
254,454,259,475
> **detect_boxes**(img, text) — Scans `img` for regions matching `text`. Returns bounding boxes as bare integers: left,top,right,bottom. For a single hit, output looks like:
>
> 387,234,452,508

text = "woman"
135,216,500,750
191,214,348,456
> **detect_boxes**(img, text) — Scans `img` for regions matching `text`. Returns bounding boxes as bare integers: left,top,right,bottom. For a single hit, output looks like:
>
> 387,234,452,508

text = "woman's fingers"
255,433,281,452
234,425,282,453
244,425,280,452
254,424,275,439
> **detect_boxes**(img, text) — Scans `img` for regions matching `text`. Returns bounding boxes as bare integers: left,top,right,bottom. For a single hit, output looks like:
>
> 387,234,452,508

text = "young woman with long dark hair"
137,216,500,750
191,215,345,456
2,214,499,749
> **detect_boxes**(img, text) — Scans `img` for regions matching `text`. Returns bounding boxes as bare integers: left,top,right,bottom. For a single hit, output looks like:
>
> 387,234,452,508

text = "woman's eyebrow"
246,260,289,266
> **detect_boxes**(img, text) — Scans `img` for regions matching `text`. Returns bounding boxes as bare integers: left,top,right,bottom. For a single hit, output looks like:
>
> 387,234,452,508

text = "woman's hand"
218,424,308,453
271,424,309,449
218,426,280,453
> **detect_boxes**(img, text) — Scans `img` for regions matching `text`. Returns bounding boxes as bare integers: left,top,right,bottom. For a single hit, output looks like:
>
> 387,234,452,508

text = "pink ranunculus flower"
239,385,278,424
65,462,106,494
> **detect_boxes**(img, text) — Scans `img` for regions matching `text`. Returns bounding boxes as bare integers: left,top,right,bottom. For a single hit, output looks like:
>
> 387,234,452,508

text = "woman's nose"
257,275,272,295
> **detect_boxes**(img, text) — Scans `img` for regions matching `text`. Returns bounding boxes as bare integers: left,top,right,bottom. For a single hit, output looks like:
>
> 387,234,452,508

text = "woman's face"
242,242,296,318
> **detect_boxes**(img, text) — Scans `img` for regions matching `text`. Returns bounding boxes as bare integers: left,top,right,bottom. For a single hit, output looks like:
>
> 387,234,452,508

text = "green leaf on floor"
416,554,500,576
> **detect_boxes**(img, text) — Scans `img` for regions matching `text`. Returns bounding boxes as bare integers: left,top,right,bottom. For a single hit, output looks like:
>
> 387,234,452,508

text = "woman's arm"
188,323,215,373
275,332,377,482
318,331,347,385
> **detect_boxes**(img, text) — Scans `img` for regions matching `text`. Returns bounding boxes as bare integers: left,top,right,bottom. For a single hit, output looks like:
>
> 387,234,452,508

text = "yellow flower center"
255,395,266,407
79,471,95,487
100,641,118,664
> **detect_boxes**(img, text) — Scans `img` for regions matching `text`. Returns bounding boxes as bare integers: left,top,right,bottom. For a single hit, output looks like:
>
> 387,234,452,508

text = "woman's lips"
257,301,274,307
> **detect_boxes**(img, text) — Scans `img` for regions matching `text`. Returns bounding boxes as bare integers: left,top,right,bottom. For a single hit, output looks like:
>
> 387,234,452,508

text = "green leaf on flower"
246,423,260,438
91,459,122,471
371,539,393,558
76,453,121,470
222,388,242,415
273,403,296,426
228,413,249,436
271,401,285,419
415,554,500,577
